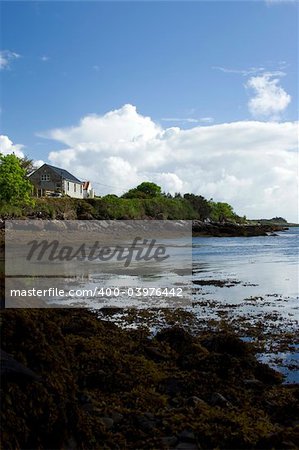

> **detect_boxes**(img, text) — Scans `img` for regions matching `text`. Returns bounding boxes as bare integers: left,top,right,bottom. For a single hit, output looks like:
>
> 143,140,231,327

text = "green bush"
0,203,24,218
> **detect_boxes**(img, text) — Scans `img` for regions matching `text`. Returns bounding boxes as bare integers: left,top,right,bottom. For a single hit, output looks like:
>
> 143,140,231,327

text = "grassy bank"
0,197,198,220
0,187,249,222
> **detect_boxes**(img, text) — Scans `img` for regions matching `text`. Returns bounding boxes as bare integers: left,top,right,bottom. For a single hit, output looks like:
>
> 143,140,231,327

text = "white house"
83,181,95,199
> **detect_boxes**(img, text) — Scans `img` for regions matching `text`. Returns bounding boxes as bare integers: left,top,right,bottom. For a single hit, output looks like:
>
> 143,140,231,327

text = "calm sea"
192,227,299,383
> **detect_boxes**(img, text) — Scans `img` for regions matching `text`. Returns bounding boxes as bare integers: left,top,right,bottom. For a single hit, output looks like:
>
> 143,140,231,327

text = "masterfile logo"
26,237,169,267
5,220,192,308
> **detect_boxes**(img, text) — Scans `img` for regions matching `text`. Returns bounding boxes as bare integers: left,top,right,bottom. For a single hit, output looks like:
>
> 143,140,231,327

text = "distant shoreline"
192,220,289,237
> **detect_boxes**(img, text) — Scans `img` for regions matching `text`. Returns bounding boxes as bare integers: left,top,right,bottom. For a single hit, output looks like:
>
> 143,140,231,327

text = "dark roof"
40,164,82,183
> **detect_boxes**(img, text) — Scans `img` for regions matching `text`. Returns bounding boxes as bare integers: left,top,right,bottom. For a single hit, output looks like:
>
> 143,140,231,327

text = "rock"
210,392,230,407
63,211,77,220
201,332,250,356
99,417,114,429
193,279,240,288
64,221,80,230
111,412,124,424
84,369,107,388
135,414,157,432
99,307,123,316
27,220,45,231
65,436,78,449
178,429,196,443
169,397,181,407
1,349,41,383
77,213,93,220
186,396,207,408
160,377,183,396
161,436,179,447
178,343,209,370
45,220,67,231
243,379,264,388
192,220,286,237
175,443,199,450
254,362,284,384
156,326,194,353
281,441,298,449
144,346,170,361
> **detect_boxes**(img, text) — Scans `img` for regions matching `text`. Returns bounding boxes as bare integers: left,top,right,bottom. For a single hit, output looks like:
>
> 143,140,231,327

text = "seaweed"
1,309,298,449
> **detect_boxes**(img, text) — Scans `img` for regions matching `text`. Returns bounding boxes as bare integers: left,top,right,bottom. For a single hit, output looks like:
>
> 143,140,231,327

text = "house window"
41,174,50,181
80,185,83,194
74,184,76,192
67,182,70,191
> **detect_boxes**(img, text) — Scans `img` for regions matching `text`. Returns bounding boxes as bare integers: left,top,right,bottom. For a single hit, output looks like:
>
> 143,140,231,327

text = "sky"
0,0,298,221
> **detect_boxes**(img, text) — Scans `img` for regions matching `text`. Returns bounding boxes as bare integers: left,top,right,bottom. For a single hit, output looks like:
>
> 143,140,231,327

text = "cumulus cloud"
40,104,298,222
0,135,24,157
0,136,44,172
246,72,291,119
0,50,20,70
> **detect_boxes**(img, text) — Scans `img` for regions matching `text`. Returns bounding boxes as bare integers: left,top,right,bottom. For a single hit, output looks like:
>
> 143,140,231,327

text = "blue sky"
0,1,298,220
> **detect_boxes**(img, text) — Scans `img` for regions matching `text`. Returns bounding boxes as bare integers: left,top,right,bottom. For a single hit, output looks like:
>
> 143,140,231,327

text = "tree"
184,193,211,220
122,182,162,199
19,156,36,176
0,153,34,206
209,201,236,222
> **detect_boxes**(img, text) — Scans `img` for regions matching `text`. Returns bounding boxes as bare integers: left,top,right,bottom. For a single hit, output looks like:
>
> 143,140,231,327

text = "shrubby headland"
0,153,291,236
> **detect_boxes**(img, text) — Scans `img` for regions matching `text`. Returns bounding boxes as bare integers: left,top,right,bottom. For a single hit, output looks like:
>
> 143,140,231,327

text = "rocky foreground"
1,309,298,449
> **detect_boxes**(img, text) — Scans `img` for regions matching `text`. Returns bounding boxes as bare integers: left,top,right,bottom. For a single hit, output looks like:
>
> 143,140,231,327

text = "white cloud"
161,117,214,124
0,50,20,70
266,0,296,5
41,55,50,62
213,66,266,76
154,173,184,193
40,104,298,222
0,135,24,158
0,136,45,171
246,72,291,119
34,160,45,168
162,118,199,123
199,117,214,124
